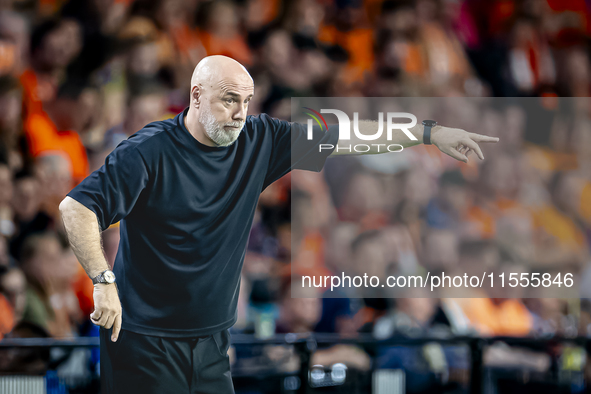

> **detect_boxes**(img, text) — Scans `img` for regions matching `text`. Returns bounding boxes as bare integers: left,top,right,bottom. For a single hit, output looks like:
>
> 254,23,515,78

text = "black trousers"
99,327,234,394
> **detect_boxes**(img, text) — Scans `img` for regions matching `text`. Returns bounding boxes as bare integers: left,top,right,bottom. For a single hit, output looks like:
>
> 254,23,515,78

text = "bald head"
191,55,253,90
186,56,254,147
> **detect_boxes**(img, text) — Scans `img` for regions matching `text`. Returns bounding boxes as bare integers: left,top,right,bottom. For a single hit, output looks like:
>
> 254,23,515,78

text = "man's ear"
191,85,201,108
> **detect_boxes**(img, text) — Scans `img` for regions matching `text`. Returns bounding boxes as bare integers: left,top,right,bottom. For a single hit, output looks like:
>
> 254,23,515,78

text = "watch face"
422,120,437,127
103,271,116,283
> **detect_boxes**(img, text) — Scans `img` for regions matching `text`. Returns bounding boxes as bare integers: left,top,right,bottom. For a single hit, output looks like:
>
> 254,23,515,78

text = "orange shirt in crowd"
420,23,473,85
464,197,524,239
400,43,428,77
168,23,206,65
20,68,55,119
292,230,331,280
24,110,89,185
245,0,280,28
462,298,532,336
0,293,15,340
465,205,496,238
200,31,252,67
20,68,89,185
317,25,374,84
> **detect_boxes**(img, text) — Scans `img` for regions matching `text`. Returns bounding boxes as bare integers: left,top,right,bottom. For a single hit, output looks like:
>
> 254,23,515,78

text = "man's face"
198,76,254,147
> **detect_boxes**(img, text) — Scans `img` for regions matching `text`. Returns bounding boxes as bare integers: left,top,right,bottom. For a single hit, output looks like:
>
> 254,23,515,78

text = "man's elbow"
59,197,98,224
59,196,77,215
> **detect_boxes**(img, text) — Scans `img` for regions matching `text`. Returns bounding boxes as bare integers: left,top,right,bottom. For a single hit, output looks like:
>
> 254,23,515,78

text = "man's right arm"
59,196,109,278
59,196,122,342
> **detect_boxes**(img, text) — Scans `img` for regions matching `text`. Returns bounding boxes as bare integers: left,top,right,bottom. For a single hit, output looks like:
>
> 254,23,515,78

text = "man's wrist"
91,269,116,285
430,125,443,146
411,124,425,143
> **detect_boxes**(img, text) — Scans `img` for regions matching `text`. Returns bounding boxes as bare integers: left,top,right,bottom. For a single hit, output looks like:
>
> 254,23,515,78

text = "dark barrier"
0,334,588,394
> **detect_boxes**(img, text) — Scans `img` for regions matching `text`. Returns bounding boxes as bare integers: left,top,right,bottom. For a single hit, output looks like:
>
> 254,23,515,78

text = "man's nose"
233,104,248,121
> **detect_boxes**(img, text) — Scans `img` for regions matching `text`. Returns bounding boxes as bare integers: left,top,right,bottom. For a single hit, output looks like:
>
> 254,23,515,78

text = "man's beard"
198,104,244,147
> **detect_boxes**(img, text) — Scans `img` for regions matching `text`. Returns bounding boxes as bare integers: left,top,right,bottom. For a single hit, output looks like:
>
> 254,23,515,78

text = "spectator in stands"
34,153,75,226
421,228,459,274
461,255,533,337
373,291,466,393
0,266,16,340
338,171,388,226
0,161,14,237
24,83,90,186
0,321,51,374
0,76,22,170
349,230,396,298
425,169,469,232
0,235,10,267
19,232,81,338
200,1,252,66
20,18,82,117
0,266,26,336
0,10,29,77
9,168,51,261
317,0,375,85
275,278,370,372
102,82,168,153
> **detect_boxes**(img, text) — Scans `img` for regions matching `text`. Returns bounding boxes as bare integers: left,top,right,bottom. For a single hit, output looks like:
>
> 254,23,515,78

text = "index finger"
111,315,122,342
467,133,500,143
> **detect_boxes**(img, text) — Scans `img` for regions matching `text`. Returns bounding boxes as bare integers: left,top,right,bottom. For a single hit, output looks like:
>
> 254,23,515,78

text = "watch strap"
423,124,433,145
91,272,103,285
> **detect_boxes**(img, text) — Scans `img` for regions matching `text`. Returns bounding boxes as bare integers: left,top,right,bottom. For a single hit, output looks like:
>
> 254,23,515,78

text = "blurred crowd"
0,0,591,391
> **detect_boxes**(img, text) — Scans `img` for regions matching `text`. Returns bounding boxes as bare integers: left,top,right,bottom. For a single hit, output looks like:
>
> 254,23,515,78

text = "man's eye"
225,98,234,104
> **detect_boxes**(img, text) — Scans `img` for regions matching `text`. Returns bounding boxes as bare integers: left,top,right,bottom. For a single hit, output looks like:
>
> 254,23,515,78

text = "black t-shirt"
67,108,339,337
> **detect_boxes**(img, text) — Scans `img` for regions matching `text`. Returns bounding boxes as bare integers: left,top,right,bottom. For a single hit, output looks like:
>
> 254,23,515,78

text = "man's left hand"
431,127,499,163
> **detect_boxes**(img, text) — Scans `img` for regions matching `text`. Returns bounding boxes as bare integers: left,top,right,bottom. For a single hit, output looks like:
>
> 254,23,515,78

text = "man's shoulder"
128,118,176,145
113,117,176,155
246,113,287,128
245,113,293,141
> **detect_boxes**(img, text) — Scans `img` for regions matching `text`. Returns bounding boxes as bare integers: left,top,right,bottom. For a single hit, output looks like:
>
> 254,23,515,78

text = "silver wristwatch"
92,270,116,285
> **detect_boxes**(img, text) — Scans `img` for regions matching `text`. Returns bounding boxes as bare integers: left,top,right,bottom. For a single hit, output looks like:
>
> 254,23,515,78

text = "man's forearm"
59,196,110,279
331,120,442,155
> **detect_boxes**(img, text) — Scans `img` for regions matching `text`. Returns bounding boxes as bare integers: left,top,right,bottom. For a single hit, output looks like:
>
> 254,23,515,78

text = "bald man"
59,56,498,393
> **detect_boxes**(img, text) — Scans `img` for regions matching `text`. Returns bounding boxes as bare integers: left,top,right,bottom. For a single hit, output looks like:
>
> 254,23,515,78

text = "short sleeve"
261,114,339,189
66,141,150,231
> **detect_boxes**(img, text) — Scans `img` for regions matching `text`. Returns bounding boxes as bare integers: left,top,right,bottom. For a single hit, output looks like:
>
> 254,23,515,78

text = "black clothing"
99,327,234,394
67,108,338,337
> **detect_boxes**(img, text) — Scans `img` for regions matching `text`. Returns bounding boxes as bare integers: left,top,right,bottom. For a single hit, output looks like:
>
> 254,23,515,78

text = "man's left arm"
330,120,499,162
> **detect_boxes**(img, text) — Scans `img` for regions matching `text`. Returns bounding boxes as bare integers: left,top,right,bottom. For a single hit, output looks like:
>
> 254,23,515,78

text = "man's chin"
214,134,240,147
223,130,242,146
216,140,237,147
